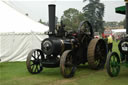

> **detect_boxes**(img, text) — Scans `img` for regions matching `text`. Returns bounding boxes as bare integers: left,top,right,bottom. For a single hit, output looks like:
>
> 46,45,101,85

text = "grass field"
0,41,128,85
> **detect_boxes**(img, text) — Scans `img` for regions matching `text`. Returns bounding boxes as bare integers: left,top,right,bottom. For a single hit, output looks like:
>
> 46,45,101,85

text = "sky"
6,0,125,22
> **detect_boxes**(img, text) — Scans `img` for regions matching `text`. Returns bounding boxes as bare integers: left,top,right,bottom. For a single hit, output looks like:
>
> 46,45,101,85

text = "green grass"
0,41,128,85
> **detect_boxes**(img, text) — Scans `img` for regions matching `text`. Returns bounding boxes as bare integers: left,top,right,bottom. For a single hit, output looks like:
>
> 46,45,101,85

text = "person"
107,35,113,52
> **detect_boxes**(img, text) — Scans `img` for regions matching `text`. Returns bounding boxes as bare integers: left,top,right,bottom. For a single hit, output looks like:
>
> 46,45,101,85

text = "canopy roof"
0,1,49,33
112,29,126,34
115,6,125,14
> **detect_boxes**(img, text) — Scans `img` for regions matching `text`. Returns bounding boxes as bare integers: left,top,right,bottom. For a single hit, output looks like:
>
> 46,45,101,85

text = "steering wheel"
78,21,93,38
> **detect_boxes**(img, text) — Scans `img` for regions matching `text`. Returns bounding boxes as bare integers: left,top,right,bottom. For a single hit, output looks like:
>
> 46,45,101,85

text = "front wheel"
60,50,76,78
106,52,120,77
26,49,44,74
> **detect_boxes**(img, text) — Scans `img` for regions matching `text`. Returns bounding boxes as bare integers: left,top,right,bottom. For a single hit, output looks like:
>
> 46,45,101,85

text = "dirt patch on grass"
48,70,99,85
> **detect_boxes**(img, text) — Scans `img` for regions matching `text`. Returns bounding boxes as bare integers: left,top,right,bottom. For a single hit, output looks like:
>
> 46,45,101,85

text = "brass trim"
70,40,74,49
60,39,65,53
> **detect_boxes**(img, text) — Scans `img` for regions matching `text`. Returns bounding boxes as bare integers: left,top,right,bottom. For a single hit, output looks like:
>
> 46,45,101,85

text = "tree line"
104,20,125,28
61,0,105,33
39,0,122,33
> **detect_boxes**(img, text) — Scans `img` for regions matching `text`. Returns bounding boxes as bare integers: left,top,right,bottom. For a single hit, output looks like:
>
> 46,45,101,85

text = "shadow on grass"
118,67,128,78
39,67,61,77
0,64,4,68
77,64,89,69
37,64,98,78
119,73,128,78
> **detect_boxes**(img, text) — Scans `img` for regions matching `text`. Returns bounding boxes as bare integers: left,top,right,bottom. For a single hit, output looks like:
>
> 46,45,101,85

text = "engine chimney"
48,4,56,36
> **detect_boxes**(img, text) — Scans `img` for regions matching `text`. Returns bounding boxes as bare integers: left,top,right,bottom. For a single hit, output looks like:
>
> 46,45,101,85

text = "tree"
83,0,105,33
104,21,118,27
61,8,84,31
119,19,125,28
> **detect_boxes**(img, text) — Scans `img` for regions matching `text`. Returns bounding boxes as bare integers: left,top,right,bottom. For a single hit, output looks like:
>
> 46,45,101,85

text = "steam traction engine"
26,4,107,78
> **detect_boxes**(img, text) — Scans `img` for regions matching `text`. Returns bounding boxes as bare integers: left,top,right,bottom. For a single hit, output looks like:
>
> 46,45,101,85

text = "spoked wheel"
60,50,76,78
88,39,107,70
106,52,120,77
26,49,44,74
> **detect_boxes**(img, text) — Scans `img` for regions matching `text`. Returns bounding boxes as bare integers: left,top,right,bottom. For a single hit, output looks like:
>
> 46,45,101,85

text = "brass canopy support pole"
125,0,128,34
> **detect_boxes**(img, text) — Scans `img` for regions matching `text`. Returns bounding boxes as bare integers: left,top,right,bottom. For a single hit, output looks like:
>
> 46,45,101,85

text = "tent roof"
0,1,49,33
115,6,125,15
112,29,126,33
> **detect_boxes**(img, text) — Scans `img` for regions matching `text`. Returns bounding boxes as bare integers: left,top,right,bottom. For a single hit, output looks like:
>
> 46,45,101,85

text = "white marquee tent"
112,29,126,34
0,1,49,62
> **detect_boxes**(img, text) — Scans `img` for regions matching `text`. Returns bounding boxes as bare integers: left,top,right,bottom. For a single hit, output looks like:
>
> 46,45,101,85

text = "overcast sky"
7,0,125,22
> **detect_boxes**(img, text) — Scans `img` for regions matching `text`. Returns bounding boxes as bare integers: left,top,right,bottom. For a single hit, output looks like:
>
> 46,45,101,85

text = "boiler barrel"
41,38,73,55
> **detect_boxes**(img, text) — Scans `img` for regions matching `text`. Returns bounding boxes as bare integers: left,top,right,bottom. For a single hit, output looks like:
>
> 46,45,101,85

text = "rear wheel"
60,50,76,78
106,52,120,77
87,39,107,69
26,49,44,74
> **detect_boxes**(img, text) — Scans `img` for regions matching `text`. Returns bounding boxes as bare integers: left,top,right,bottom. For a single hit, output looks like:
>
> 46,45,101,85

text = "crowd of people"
103,34,128,63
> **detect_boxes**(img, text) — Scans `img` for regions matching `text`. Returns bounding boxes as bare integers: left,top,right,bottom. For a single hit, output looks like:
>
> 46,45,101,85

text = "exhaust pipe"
48,4,56,36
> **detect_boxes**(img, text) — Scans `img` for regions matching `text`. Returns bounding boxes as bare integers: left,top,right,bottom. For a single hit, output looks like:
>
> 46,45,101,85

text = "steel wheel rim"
27,49,43,74
87,39,107,69
64,53,74,76
60,50,76,78
95,40,107,69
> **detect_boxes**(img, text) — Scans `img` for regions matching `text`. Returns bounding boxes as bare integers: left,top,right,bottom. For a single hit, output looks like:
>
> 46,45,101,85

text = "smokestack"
48,4,56,36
